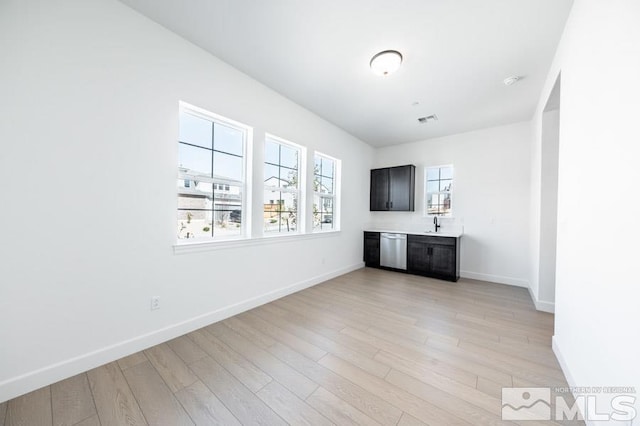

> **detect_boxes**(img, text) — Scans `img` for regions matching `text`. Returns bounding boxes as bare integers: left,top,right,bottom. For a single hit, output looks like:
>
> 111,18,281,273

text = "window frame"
263,134,306,236
424,164,454,217
312,152,340,233
177,101,251,243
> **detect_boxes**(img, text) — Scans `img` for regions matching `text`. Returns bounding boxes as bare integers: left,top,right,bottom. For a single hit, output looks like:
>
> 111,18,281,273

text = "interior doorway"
539,74,561,304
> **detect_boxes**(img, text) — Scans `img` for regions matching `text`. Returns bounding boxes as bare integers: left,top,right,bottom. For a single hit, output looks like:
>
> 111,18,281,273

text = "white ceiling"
119,0,573,147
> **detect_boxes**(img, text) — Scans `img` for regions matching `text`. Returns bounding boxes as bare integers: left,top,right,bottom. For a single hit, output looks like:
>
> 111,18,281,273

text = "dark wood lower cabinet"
407,234,459,281
364,232,459,282
363,231,380,267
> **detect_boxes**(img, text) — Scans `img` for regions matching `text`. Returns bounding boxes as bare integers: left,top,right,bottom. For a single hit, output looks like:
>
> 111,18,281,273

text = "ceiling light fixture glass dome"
370,50,403,76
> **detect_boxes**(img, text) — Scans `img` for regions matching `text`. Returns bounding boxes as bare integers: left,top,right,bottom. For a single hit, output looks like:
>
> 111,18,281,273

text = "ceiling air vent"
418,114,438,124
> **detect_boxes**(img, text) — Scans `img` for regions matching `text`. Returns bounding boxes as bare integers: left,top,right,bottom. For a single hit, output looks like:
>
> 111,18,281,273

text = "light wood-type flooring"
1,268,582,425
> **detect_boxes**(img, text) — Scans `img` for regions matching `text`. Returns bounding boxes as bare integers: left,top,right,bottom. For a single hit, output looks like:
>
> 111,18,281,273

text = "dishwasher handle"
381,233,407,240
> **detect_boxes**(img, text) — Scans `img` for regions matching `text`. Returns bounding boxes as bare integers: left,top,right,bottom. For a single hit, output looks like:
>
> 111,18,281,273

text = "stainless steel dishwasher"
380,233,407,270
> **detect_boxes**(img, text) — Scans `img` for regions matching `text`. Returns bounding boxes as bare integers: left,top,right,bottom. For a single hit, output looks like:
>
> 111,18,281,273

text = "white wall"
371,122,532,287
532,0,640,422
0,0,373,402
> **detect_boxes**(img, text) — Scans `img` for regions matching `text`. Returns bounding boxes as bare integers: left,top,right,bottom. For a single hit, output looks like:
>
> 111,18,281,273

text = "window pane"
263,191,298,233
265,140,280,165
426,180,439,193
280,145,298,169
321,158,334,178
427,167,440,181
179,112,212,149
313,195,334,230
177,194,212,210
212,209,242,237
264,163,280,186
264,189,284,212
213,151,243,181
321,177,334,194
179,143,211,177
282,167,298,189
314,156,322,172
214,123,243,156
440,166,453,180
177,209,213,239
440,179,452,192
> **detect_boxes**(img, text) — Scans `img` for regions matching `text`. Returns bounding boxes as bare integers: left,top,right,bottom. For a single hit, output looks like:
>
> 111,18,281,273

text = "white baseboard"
460,270,555,313
460,270,529,288
527,286,556,313
0,262,364,403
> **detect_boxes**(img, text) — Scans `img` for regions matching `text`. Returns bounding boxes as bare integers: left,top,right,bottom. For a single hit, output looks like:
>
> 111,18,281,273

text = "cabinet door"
407,241,429,273
370,168,390,211
363,232,380,266
389,165,415,211
429,244,456,278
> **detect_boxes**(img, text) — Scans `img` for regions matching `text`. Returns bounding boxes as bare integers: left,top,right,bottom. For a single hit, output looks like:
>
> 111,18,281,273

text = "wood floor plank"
5,387,52,426
206,322,319,399
318,353,471,426
167,335,208,365
239,311,328,361
385,368,509,425
175,380,241,426
189,356,287,426
361,323,513,386
143,343,197,392
256,381,333,426
122,361,193,426
86,362,147,426
268,342,402,426
397,412,429,426
343,327,478,387
187,329,272,392
51,373,96,426
306,387,383,426
117,351,148,370
261,300,383,358
0,402,7,425
252,305,391,378
74,414,100,426
427,338,564,386
476,376,504,400
222,316,277,348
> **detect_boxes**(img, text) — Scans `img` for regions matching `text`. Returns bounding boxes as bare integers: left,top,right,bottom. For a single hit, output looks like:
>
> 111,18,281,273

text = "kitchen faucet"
433,216,441,232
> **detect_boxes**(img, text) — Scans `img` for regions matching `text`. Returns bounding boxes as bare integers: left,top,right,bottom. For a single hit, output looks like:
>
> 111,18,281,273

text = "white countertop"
364,229,463,238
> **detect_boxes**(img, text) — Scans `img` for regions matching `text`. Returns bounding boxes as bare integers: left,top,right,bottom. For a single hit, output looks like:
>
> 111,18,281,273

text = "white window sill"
174,230,341,255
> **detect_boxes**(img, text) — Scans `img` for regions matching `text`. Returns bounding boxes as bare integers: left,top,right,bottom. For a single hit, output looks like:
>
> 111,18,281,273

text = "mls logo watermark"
502,388,551,420
502,387,637,422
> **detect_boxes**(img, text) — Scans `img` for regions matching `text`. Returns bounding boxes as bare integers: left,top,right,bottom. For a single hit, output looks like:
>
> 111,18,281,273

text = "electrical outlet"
150,296,160,310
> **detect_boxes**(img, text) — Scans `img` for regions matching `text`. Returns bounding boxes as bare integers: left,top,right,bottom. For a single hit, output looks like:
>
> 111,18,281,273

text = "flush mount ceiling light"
503,76,521,86
370,50,403,76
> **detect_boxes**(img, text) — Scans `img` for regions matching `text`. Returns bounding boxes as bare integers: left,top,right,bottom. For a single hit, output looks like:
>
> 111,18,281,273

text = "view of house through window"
177,105,247,240
264,136,302,234
425,165,453,216
313,153,337,231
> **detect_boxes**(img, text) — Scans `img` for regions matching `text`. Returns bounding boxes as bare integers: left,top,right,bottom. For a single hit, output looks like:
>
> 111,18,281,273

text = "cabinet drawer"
407,234,456,246
364,231,380,239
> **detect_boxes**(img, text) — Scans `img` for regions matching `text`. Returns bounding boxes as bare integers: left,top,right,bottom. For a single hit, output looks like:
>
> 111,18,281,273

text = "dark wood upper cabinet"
370,165,415,211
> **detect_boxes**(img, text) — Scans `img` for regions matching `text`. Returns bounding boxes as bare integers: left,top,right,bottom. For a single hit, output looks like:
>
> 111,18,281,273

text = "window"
264,135,303,234
177,103,248,241
425,165,453,216
313,153,338,231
